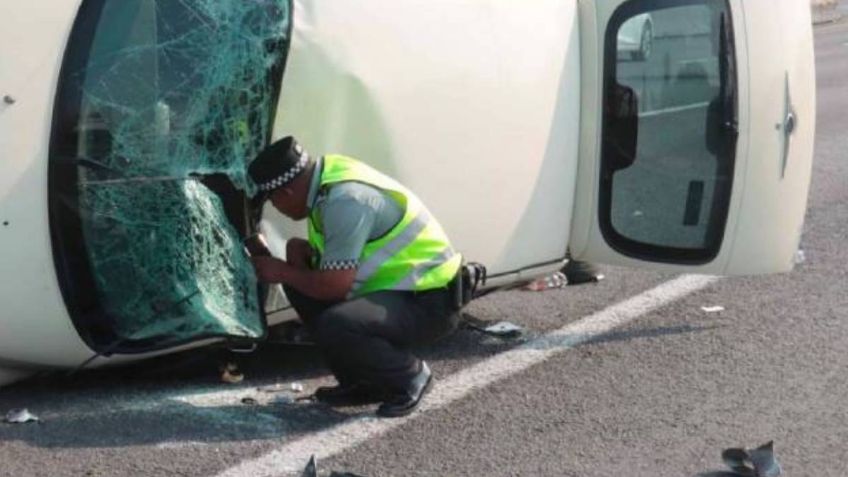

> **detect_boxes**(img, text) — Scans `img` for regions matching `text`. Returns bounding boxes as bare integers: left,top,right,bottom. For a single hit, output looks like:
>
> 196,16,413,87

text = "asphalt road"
1,19,847,477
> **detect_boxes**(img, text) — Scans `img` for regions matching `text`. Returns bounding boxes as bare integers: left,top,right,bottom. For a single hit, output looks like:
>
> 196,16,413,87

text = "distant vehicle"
0,0,816,386
617,13,654,61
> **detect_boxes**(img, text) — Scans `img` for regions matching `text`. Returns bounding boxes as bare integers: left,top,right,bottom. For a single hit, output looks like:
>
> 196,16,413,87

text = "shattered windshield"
49,0,291,352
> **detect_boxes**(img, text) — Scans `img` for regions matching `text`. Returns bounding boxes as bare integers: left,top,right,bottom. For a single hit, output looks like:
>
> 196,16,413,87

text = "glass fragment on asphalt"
701,306,725,313
274,395,296,405
4,408,39,424
484,321,524,337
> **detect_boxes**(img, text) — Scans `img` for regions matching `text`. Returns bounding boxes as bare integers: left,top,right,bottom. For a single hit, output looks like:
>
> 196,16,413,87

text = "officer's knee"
311,307,357,346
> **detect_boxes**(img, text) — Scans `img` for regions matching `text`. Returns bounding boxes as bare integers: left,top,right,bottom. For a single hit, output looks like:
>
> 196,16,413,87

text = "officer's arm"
254,188,378,300
251,256,354,301
287,267,356,301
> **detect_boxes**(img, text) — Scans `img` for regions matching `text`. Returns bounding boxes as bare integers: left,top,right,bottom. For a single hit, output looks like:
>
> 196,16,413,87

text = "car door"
46,0,293,354
569,0,815,275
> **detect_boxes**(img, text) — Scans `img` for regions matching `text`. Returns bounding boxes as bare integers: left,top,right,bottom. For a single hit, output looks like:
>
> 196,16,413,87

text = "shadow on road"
582,323,722,346
0,318,720,450
522,322,722,352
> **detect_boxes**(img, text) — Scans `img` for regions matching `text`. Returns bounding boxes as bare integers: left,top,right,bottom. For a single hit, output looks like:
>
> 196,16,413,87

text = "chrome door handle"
779,72,797,179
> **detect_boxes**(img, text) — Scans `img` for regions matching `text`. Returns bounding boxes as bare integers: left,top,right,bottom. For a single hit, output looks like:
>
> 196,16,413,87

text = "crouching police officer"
248,136,463,417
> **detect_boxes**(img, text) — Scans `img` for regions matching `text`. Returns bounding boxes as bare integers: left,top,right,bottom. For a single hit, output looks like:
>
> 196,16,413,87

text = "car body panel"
269,0,582,279
570,0,815,276
0,1,95,368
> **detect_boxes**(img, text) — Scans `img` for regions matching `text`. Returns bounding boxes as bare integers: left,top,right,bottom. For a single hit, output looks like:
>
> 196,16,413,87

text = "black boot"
314,382,386,406
376,362,433,418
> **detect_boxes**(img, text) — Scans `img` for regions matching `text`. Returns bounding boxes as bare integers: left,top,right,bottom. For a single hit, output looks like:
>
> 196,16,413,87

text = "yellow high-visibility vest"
308,155,461,297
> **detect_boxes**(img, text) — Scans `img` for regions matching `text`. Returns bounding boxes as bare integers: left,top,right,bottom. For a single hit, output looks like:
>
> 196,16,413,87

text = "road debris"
719,441,782,477
701,306,725,313
748,441,782,477
524,272,566,291
578,273,605,285
462,314,525,339
721,447,750,475
220,363,244,384
484,321,524,337
794,249,806,264
526,265,606,291
563,258,605,286
301,455,368,477
4,408,39,424
302,455,318,477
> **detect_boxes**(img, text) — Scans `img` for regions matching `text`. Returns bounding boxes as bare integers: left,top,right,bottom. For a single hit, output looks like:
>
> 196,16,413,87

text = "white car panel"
0,1,95,368
271,0,582,277
724,0,816,274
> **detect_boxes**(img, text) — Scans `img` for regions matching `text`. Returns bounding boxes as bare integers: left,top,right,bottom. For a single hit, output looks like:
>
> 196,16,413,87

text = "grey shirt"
306,157,404,271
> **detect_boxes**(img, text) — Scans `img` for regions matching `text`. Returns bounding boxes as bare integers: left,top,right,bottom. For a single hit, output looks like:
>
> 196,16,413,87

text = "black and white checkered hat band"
256,154,308,192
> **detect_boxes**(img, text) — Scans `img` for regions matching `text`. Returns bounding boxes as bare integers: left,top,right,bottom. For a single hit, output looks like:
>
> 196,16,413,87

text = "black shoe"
313,382,386,406
376,362,433,418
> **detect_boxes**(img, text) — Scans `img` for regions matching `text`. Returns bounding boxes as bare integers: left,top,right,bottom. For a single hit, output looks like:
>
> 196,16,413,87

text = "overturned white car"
0,0,815,385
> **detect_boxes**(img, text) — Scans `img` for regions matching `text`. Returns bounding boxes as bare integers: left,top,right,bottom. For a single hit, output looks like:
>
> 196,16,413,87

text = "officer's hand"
250,256,287,283
286,238,314,269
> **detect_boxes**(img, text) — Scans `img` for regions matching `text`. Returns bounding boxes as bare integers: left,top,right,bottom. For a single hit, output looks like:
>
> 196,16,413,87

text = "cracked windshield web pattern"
74,0,289,344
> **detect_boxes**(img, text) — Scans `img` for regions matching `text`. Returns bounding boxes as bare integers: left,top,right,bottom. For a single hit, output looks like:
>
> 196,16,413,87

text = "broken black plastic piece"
302,455,318,477
716,441,781,477
302,455,369,477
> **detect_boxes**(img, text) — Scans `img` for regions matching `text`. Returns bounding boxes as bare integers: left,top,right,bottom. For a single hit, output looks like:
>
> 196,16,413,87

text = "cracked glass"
50,0,290,350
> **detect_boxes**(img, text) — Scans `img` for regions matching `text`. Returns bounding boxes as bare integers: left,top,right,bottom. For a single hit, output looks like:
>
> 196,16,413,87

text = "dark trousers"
283,284,459,391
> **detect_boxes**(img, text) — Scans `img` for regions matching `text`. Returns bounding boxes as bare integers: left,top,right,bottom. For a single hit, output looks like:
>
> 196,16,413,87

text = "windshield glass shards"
49,0,291,352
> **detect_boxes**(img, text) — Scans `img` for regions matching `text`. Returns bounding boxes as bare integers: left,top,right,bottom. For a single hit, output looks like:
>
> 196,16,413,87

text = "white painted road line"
216,274,720,477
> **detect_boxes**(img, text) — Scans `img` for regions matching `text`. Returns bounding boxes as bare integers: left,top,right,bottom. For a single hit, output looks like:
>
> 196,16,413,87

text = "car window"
600,0,738,263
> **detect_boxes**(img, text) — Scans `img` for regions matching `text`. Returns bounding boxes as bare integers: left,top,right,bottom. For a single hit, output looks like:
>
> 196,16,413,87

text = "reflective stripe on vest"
307,155,461,297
